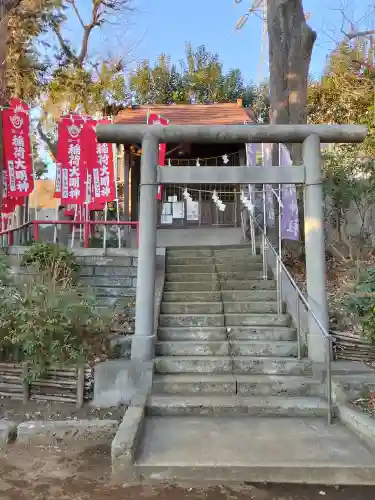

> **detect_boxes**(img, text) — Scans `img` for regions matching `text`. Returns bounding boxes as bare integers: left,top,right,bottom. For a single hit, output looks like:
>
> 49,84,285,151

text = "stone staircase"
150,245,328,417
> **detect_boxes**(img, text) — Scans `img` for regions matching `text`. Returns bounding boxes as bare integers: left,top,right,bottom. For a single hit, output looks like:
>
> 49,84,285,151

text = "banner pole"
113,143,121,248
103,202,108,252
70,206,77,249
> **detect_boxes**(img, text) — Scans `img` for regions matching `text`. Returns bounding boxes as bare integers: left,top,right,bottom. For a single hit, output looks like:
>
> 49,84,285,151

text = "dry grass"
282,250,375,336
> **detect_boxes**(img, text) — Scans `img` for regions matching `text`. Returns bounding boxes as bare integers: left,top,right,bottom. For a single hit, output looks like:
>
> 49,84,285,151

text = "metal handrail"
241,206,333,424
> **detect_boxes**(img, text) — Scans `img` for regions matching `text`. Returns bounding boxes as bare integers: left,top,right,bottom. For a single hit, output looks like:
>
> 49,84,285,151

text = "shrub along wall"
7,247,138,326
0,245,116,398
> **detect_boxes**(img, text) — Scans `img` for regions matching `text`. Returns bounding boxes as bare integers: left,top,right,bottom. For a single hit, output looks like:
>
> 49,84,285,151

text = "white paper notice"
161,214,173,224
168,195,178,203
161,202,171,215
172,201,184,219
186,200,199,221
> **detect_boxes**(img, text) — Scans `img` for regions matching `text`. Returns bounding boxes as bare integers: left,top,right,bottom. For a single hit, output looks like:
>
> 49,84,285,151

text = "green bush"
346,267,375,343
0,252,111,380
21,243,79,285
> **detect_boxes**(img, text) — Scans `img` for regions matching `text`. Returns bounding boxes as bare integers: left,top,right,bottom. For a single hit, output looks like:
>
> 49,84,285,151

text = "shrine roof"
115,102,254,126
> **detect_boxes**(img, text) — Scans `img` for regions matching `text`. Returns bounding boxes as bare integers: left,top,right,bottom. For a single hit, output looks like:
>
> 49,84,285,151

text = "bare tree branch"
66,0,85,29
37,121,57,159
5,0,24,13
343,29,375,40
77,1,101,65
52,23,80,65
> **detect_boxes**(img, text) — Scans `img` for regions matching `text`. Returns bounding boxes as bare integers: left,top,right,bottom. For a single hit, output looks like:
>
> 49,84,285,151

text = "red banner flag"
2,97,34,199
82,119,115,205
1,170,24,214
147,113,168,201
58,116,86,204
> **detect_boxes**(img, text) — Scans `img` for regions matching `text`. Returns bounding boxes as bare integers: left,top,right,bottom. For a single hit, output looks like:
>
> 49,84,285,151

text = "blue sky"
43,1,372,176
62,0,374,83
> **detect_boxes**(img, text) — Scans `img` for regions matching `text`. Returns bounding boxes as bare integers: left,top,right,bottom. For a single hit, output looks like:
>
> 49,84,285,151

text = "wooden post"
76,365,85,408
22,362,30,403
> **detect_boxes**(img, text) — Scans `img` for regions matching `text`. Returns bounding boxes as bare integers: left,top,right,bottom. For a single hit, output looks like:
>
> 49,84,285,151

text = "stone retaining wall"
0,418,120,448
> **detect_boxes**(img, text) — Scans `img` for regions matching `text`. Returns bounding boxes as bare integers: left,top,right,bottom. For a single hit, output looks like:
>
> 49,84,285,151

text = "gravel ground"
0,442,374,500
0,398,126,422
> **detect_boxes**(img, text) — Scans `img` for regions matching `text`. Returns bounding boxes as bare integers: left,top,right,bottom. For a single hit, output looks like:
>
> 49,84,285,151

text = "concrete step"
166,255,262,266
230,341,297,357
163,291,222,302
163,290,278,302
155,340,297,357
164,282,220,292
167,264,216,274
153,373,321,397
157,327,227,341
167,249,213,258
157,327,296,343
214,262,263,272
214,253,262,261
147,395,329,418
156,341,230,356
221,290,278,301
217,271,264,280
220,280,275,290
154,356,312,375
166,263,264,274
228,326,296,341
166,273,218,283
223,301,283,314
160,302,223,315
236,374,322,397
134,417,375,486
213,248,254,256
152,374,236,395
154,356,233,374
167,257,215,266
225,313,291,327
159,314,224,328
234,357,312,375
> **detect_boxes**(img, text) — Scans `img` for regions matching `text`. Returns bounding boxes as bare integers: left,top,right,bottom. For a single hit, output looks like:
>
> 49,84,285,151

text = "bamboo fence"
0,363,93,407
332,332,375,364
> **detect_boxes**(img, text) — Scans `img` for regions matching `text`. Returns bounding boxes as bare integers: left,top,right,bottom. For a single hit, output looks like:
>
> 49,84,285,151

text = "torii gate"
96,124,367,364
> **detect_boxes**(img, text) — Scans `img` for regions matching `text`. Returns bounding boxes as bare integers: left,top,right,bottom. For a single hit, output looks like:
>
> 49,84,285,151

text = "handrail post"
327,335,333,424
83,220,90,248
296,295,302,359
8,231,13,246
33,221,39,243
262,233,267,280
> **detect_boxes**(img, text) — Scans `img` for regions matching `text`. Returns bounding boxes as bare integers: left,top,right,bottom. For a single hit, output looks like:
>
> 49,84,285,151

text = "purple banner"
262,144,275,226
279,144,299,240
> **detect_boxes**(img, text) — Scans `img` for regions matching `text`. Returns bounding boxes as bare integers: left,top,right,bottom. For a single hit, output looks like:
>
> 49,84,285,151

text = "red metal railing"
0,222,31,246
0,220,139,248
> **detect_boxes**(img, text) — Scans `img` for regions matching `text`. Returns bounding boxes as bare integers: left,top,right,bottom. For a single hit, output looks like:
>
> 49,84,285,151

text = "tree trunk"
267,0,317,162
266,0,316,248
